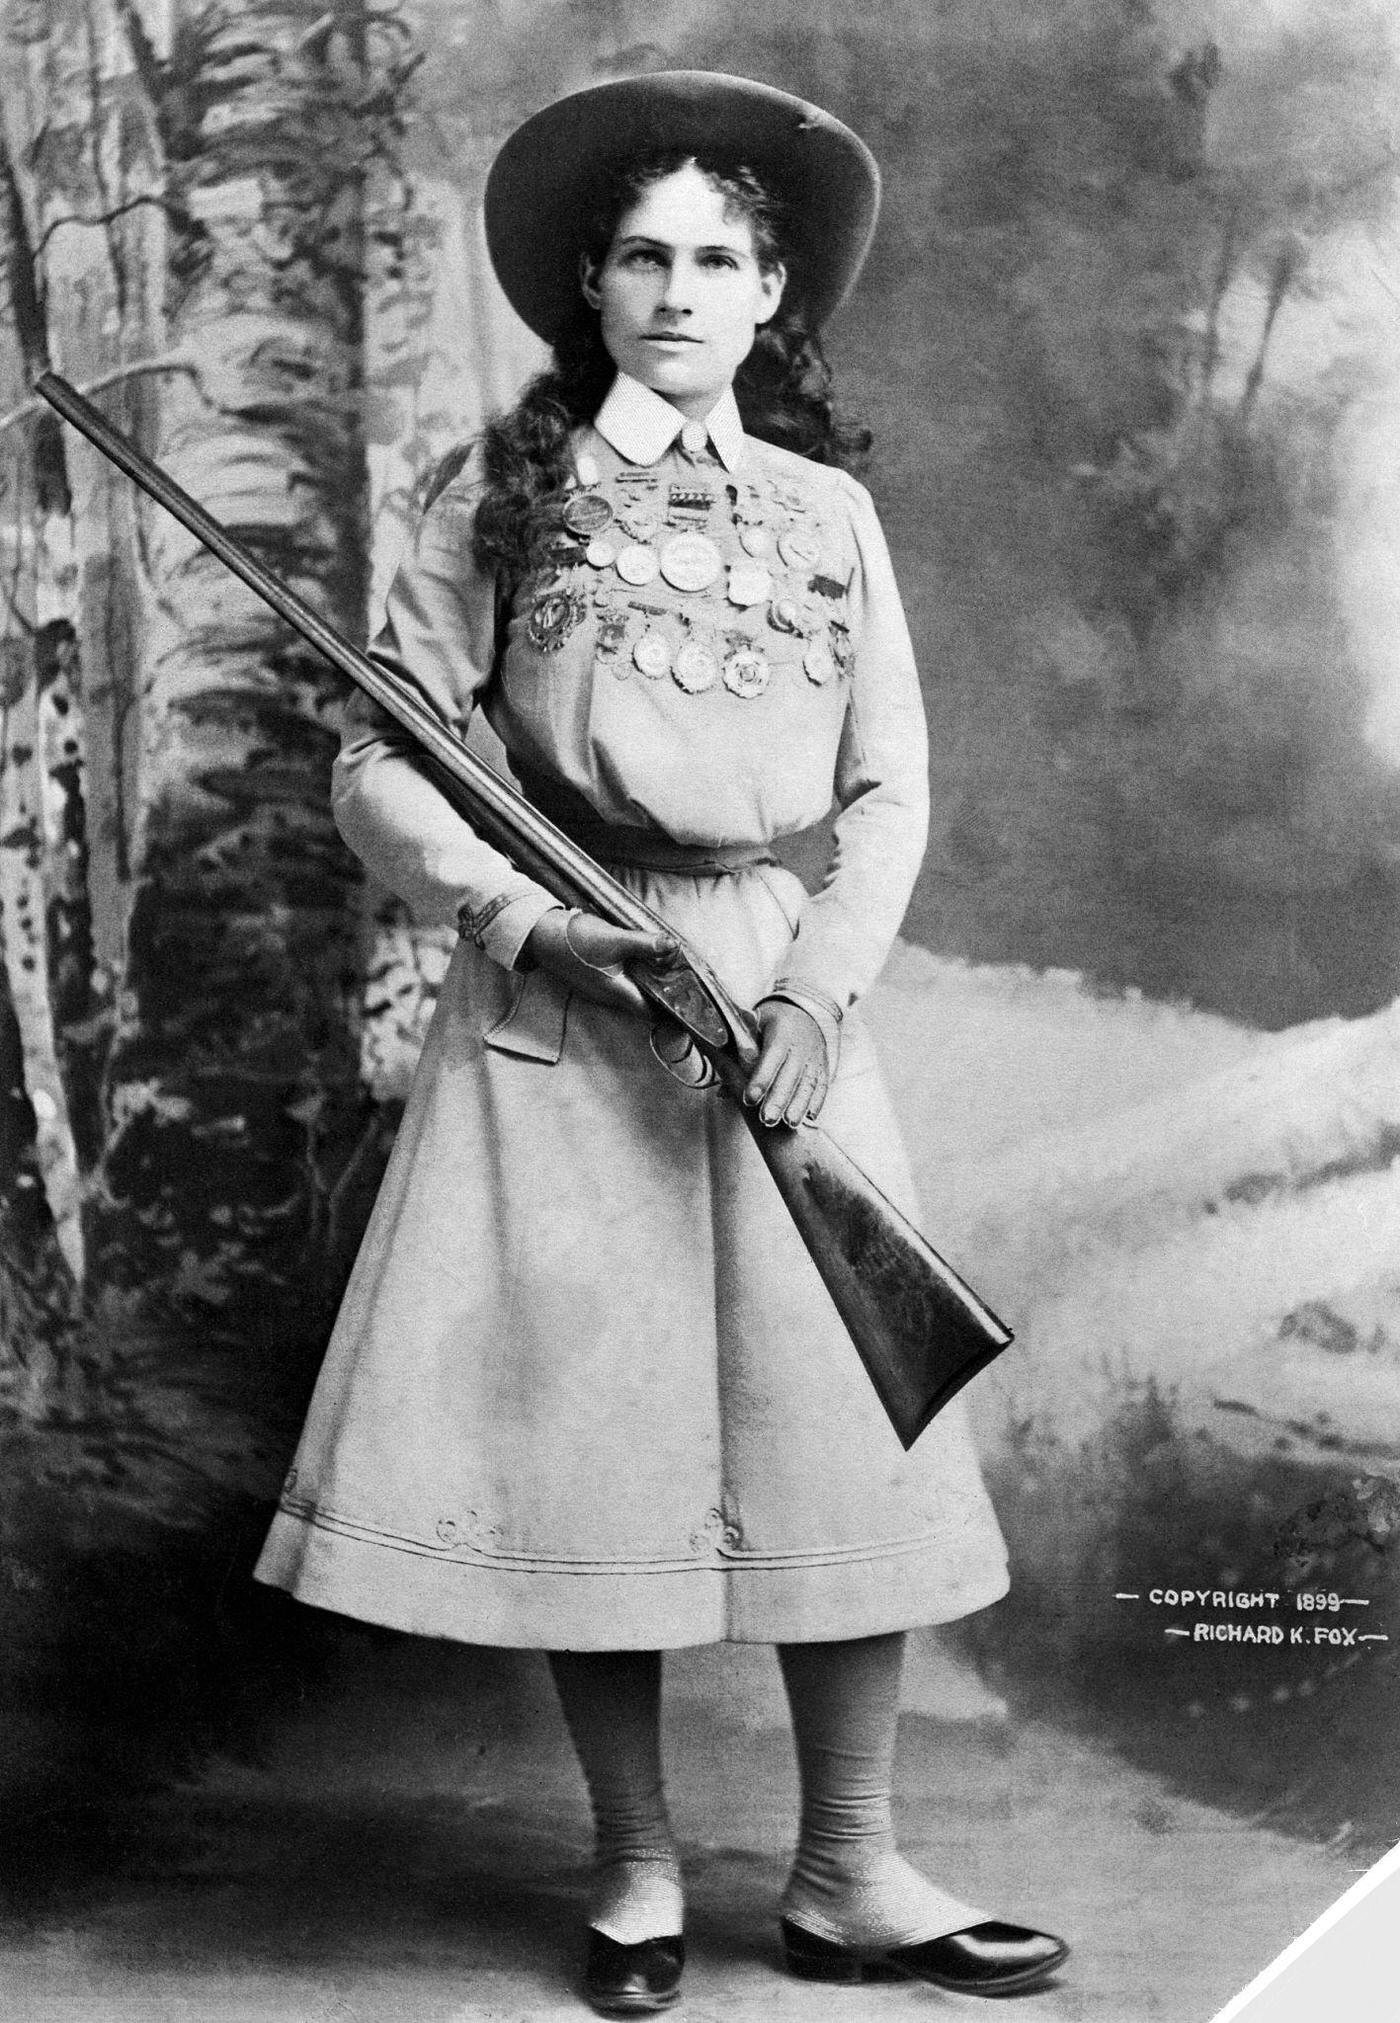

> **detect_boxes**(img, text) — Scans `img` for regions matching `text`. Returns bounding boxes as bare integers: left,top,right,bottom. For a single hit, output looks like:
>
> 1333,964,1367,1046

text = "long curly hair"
426,149,872,583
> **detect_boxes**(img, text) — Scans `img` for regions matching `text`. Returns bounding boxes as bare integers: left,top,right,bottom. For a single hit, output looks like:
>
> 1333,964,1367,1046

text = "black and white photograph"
1,3,1398,2018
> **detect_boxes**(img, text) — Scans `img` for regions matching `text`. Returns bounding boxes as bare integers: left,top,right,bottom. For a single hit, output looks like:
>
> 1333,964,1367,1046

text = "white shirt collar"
592,373,746,472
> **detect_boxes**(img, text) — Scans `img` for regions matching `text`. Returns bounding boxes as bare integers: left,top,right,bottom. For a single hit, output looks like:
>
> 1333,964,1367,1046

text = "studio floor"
1,1638,1366,2023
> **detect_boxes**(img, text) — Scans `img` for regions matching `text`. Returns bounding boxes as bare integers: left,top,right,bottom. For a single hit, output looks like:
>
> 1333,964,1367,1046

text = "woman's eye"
623,248,664,268
702,254,739,270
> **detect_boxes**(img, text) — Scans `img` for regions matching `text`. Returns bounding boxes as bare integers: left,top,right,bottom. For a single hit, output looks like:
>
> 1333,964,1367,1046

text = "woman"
256,70,1068,2017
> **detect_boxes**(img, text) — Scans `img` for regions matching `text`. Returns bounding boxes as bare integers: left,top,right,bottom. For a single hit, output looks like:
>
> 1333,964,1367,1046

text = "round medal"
778,528,822,571
673,639,720,693
633,628,672,680
585,536,618,569
659,532,723,592
562,492,614,539
616,543,660,586
727,561,772,607
723,647,770,698
803,635,837,685
770,595,806,635
740,523,774,558
575,452,601,487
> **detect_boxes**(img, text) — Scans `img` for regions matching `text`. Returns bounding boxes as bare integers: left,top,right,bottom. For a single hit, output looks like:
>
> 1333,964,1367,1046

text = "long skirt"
254,857,1009,1647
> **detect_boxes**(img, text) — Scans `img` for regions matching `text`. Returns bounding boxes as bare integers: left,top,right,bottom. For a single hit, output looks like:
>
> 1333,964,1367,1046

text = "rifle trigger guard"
648,1020,719,1091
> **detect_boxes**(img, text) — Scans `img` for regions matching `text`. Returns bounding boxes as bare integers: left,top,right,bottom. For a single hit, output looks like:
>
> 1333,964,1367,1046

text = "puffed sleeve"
775,474,930,1010
332,473,559,970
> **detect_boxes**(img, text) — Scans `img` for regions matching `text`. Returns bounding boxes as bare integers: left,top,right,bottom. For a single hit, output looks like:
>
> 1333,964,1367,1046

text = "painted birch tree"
0,0,421,1796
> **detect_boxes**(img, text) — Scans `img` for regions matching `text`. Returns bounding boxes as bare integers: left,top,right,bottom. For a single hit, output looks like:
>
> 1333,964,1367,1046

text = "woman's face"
581,163,786,419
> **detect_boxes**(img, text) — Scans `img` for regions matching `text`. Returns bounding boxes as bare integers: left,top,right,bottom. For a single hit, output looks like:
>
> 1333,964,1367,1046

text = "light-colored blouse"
335,372,930,1011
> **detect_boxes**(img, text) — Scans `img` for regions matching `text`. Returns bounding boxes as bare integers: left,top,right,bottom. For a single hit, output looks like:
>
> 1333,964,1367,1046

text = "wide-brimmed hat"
484,70,880,346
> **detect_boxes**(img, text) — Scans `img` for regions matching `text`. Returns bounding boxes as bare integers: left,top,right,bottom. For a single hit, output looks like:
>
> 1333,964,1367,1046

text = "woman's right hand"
522,906,678,1016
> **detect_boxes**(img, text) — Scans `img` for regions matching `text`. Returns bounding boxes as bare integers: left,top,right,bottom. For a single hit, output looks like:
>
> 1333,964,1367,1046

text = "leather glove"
521,906,677,1017
743,997,833,1127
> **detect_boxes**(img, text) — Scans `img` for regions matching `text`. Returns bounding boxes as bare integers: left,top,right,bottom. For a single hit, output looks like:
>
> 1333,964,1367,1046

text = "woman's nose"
657,258,697,314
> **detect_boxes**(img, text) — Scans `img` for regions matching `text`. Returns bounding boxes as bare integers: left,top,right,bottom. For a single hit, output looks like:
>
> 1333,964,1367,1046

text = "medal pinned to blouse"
727,560,772,608
667,483,714,527
543,527,585,564
673,637,721,693
672,613,721,694
739,523,774,559
659,531,723,593
616,543,660,586
723,640,771,699
594,602,630,673
633,627,672,681
803,634,837,685
769,593,816,637
527,585,587,653
562,491,614,540
615,472,661,542
778,526,822,572
615,503,659,542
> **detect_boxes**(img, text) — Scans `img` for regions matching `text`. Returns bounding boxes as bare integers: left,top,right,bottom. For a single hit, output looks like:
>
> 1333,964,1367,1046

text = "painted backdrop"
2,0,1398,1931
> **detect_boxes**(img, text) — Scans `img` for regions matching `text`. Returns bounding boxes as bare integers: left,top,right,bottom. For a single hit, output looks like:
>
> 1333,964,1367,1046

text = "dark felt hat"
484,70,880,345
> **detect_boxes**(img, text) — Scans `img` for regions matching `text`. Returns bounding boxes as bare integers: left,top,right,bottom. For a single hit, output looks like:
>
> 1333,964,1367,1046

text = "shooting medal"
585,536,618,569
616,543,660,586
723,644,770,698
803,634,837,685
673,622,721,694
769,593,811,637
727,560,772,608
633,627,672,681
740,522,774,558
777,527,822,572
544,527,586,565
615,471,662,540
659,531,723,593
615,503,659,542
666,483,714,528
562,491,614,539
594,603,630,672
527,585,587,653
575,451,601,487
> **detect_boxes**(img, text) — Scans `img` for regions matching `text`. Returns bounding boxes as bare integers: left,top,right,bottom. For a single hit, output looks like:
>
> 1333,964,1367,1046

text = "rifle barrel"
36,369,1014,1446
34,373,659,940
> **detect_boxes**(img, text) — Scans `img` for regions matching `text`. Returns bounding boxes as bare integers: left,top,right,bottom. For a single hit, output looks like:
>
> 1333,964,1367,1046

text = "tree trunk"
85,0,379,1475
1,0,391,1515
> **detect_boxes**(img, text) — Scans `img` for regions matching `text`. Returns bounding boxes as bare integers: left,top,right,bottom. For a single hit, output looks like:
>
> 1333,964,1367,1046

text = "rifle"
37,369,1013,1448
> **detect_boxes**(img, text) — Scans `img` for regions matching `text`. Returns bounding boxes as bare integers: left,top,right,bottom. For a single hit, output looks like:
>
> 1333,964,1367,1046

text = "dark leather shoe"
584,1929,685,2016
781,1916,1069,1995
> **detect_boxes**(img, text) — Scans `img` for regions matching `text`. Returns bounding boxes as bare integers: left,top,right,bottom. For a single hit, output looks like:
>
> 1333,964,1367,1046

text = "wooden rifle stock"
36,369,1014,1447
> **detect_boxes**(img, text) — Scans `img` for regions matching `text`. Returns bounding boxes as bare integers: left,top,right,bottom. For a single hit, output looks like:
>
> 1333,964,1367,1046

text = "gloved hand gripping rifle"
37,370,1013,1449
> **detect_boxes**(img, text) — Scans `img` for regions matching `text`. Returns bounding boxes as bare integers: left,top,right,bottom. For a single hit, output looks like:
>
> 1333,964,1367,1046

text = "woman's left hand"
743,998,832,1127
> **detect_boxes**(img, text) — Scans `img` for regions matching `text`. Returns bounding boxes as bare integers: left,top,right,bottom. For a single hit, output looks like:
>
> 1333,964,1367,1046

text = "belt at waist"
517,772,774,877
574,827,774,875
